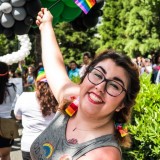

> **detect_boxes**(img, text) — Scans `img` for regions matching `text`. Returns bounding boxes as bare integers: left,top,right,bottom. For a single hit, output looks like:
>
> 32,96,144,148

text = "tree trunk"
34,33,42,66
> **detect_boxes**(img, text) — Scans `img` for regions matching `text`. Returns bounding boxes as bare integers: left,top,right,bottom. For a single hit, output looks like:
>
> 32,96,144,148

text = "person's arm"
36,8,80,103
14,94,23,120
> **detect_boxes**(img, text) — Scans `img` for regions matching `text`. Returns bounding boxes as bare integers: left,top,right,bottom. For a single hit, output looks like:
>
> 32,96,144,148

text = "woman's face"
83,55,90,65
79,59,129,120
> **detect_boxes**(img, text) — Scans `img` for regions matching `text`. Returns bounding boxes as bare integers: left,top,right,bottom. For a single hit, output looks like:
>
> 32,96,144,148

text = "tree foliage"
0,35,18,57
54,22,100,65
3,0,160,63
123,74,160,160
98,0,160,57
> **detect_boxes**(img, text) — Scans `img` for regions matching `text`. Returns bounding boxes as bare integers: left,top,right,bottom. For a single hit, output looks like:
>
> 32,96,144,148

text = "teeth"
90,93,102,103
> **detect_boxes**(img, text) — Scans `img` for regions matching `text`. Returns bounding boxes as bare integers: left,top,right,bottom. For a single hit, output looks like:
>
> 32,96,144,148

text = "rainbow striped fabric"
65,97,79,116
74,0,96,14
36,67,47,82
115,123,128,137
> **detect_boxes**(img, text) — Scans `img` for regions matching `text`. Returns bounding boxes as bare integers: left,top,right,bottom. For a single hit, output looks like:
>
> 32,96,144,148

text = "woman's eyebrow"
96,66,106,74
113,77,125,86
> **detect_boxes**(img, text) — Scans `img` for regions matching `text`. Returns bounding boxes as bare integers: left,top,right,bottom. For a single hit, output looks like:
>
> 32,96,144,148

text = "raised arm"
36,8,80,103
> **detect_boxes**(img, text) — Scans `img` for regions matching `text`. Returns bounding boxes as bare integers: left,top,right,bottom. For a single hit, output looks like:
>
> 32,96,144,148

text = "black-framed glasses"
87,68,127,97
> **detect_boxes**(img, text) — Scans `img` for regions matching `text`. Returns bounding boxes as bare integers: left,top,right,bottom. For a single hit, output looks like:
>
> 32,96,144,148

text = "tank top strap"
72,134,121,159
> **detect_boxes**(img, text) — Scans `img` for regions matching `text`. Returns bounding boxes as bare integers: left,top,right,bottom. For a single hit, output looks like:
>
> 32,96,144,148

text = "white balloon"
0,2,12,13
1,13,15,28
0,35,32,65
11,0,26,7
12,7,26,21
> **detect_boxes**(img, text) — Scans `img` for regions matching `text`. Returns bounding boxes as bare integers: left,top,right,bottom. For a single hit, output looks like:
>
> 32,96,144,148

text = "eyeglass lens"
88,68,124,96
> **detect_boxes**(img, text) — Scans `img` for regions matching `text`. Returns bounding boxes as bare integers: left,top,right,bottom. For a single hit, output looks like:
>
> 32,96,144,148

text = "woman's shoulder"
17,92,36,101
6,83,16,94
78,146,121,160
7,82,16,89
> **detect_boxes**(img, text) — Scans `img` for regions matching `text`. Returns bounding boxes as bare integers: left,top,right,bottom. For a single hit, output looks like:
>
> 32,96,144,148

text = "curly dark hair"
0,61,16,104
36,82,58,116
33,65,58,117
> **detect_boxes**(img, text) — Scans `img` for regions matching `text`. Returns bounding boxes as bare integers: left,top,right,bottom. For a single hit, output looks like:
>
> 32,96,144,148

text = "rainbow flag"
74,0,96,14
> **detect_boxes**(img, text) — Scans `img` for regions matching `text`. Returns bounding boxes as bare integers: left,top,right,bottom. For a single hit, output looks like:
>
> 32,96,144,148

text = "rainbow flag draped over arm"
74,0,96,14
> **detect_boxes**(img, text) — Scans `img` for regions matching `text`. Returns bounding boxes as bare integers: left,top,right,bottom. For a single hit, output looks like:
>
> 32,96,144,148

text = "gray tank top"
30,111,121,160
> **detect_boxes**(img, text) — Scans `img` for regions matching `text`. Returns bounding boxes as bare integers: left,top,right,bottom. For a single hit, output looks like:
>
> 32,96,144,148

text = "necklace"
72,124,105,132
72,127,97,132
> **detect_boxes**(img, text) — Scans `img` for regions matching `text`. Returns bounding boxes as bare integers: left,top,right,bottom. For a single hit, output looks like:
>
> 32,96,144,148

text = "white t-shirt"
0,84,17,118
14,92,55,152
79,65,88,78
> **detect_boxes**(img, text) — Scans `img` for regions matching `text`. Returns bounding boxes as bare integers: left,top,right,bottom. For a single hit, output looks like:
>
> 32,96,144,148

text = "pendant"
73,127,76,131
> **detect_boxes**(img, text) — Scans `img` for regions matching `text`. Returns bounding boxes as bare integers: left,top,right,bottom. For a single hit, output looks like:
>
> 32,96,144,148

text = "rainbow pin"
43,143,54,159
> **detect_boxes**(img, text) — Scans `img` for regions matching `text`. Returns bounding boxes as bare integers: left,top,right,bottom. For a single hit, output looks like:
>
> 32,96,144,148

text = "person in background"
31,8,140,160
68,60,80,83
17,60,27,75
140,58,152,75
155,70,160,84
8,68,16,78
151,54,160,83
24,65,35,91
14,65,58,160
79,52,91,78
136,56,142,68
0,62,17,160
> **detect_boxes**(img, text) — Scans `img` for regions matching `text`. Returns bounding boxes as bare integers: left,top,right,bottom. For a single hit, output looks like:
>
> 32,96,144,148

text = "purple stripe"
74,0,91,14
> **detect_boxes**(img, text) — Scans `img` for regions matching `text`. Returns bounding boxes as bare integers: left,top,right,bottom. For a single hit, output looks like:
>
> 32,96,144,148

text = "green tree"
0,35,18,56
98,0,160,56
123,74,160,160
54,22,100,65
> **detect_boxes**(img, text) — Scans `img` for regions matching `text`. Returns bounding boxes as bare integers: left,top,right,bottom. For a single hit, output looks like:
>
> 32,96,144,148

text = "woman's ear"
115,103,125,112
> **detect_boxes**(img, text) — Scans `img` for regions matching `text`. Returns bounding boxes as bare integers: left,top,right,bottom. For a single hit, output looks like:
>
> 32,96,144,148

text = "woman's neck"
71,111,115,134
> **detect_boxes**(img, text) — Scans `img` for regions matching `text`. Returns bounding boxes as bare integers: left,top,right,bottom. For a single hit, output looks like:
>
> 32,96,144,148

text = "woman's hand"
36,8,53,30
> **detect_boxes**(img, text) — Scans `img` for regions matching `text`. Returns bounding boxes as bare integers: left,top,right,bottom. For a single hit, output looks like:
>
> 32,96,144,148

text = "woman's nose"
95,81,106,93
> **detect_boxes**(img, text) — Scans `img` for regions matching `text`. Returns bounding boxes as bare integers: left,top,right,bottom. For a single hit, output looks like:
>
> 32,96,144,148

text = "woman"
14,66,58,160
24,65,35,92
0,62,17,160
31,8,140,160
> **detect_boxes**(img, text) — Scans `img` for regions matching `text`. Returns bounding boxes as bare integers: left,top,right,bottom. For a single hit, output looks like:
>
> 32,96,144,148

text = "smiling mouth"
88,92,103,104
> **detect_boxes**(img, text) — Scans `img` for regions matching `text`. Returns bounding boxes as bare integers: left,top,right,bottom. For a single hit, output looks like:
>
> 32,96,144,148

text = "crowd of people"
133,54,160,84
6,51,92,94
6,50,160,96
0,7,160,160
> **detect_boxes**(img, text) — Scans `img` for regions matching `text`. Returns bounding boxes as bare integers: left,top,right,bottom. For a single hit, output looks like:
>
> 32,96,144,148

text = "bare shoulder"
78,147,121,160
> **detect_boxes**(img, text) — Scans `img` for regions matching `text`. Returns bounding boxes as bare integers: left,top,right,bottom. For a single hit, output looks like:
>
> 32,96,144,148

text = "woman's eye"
110,83,120,90
94,73,103,79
